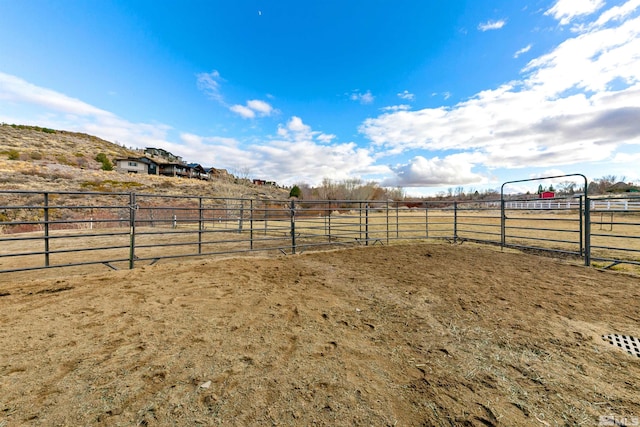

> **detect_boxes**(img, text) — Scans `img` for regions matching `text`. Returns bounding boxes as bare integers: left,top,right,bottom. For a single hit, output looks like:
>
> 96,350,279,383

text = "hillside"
0,124,288,199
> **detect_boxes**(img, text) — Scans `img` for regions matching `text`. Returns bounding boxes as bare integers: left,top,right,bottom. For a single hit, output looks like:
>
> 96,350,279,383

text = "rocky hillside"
0,124,288,199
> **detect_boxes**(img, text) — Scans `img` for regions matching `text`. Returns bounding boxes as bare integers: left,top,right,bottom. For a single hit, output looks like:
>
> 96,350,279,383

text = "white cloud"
0,72,173,149
432,91,452,100
230,99,275,119
316,133,336,143
350,90,375,104
397,90,415,101
276,116,336,145
546,0,605,25
246,99,273,116
0,72,110,117
196,71,276,119
478,19,506,31
360,3,640,186
381,105,411,112
180,116,379,186
514,44,532,58
382,154,487,187
230,104,256,119
196,70,224,102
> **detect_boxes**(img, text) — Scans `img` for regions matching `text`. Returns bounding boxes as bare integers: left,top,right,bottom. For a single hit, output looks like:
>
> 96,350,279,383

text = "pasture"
1,242,639,426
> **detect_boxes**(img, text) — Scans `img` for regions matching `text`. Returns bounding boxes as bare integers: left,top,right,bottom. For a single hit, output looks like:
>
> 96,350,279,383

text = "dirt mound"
1,242,638,425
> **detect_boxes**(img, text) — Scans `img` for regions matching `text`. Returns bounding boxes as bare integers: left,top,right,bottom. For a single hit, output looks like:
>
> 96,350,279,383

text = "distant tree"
289,185,302,199
557,181,577,195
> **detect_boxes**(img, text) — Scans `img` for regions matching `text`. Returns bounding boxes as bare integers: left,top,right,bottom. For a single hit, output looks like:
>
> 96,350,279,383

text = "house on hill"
114,156,159,175
159,162,190,178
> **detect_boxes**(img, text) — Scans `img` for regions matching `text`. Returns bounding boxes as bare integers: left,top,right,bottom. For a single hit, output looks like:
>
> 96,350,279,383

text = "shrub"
8,149,20,160
95,153,113,171
289,185,302,199
30,151,43,160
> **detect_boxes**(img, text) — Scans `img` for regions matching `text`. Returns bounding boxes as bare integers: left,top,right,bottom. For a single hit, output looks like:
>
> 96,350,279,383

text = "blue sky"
1,0,639,196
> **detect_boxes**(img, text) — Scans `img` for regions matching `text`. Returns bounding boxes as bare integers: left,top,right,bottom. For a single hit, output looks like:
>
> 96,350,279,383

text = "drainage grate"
602,334,640,358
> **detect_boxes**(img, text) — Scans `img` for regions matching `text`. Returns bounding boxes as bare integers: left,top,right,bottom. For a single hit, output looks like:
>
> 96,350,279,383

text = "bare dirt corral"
1,242,639,426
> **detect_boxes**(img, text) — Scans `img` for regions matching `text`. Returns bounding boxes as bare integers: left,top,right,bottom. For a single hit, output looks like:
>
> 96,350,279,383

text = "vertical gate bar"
43,192,50,267
584,195,591,266
328,202,332,243
290,199,296,254
359,202,363,240
453,201,458,243
365,203,369,246
250,199,254,250
238,200,244,233
396,202,399,239
579,195,584,257
198,197,203,254
386,200,389,245
500,198,506,249
129,192,136,270
425,205,429,239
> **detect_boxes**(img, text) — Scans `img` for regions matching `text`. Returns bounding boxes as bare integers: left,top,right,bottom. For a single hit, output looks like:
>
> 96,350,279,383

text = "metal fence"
1,189,640,274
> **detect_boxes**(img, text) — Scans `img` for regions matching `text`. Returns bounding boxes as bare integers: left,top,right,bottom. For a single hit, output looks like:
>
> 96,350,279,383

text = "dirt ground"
0,242,639,426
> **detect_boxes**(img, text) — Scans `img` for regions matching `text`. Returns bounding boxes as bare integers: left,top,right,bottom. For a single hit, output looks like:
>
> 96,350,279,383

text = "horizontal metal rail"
1,189,640,274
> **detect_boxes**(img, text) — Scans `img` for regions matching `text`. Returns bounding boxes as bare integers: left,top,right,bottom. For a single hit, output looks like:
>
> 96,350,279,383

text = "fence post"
327,202,332,242
579,195,584,257
584,195,591,266
290,199,296,254
386,200,390,244
425,205,429,239
198,197,203,254
359,202,363,240
43,192,50,267
396,202,399,239
129,192,136,269
453,201,458,243
365,203,369,246
249,199,254,250
500,197,506,249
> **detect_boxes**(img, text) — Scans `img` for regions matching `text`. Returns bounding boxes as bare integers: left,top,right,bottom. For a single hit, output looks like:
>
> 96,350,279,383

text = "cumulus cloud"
276,116,336,145
179,116,379,186
229,99,275,119
478,19,506,31
246,99,273,115
382,154,487,187
350,90,375,104
546,0,605,25
360,2,640,186
229,104,255,119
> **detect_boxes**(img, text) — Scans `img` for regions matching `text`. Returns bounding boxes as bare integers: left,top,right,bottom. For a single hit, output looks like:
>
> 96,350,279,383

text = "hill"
0,124,288,199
